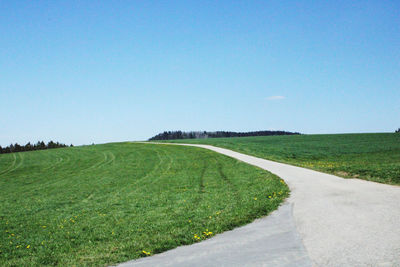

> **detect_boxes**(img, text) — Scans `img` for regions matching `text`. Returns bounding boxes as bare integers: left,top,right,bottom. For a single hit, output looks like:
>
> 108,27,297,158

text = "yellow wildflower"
142,250,151,256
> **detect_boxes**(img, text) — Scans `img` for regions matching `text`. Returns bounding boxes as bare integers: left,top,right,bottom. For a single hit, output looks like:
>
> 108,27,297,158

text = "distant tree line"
0,141,72,154
149,130,301,141
396,128,400,133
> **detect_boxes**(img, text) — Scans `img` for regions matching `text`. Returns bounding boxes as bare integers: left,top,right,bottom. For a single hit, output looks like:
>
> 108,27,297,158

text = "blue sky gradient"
1,1,399,145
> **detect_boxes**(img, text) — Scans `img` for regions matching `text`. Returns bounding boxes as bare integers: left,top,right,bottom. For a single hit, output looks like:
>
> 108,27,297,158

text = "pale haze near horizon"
1,1,399,146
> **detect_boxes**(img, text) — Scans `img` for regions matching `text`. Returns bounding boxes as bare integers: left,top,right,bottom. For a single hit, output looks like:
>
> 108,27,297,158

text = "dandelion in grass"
203,229,213,237
142,250,151,256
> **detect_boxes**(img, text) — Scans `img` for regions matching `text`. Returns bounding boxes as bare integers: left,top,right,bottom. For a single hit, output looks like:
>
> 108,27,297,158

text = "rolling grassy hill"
166,133,400,185
0,142,288,266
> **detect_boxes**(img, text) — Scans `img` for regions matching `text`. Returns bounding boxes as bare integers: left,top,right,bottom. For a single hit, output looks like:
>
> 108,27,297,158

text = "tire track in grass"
54,150,108,203
118,147,172,206
215,157,241,204
138,147,164,184
0,153,24,177
105,151,115,165
42,151,67,171
88,152,108,170
56,149,109,191
75,150,114,174
163,149,173,174
118,146,164,195
149,148,174,185
172,152,209,226
87,151,118,190
182,151,241,225
85,151,116,173
69,147,107,173
10,153,24,173
0,153,17,176
199,159,206,194
138,146,168,183
108,146,169,213
118,146,179,203
193,157,208,203
177,155,209,229
196,154,241,215
55,151,72,171
92,151,116,170
34,150,77,190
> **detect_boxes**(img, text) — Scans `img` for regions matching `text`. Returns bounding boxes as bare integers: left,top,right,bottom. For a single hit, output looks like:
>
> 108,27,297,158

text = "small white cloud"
266,95,285,100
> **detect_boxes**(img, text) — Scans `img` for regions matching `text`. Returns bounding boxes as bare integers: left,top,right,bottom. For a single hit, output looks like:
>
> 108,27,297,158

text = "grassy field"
167,133,400,185
0,143,288,266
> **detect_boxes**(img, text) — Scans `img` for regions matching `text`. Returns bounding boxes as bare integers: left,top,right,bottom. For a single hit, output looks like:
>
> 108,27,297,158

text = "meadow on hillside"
0,143,288,266
167,133,400,185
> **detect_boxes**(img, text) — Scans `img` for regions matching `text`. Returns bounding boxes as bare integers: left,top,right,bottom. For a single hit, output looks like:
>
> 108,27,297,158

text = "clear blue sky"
1,0,399,146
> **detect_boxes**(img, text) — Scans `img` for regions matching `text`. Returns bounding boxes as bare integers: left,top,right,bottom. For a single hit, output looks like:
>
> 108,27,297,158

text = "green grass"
0,142,288,266
166,133,400,185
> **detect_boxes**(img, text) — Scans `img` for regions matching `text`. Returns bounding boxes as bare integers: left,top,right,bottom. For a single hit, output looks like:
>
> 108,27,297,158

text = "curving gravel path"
119,143,400,267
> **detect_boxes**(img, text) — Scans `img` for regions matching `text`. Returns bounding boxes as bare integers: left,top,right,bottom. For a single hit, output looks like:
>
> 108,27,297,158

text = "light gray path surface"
118,203,310,267
120,143,400,267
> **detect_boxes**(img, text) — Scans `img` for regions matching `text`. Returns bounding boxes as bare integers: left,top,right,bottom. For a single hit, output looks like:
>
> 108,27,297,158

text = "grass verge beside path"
0,143,288,266
166,133,400,185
